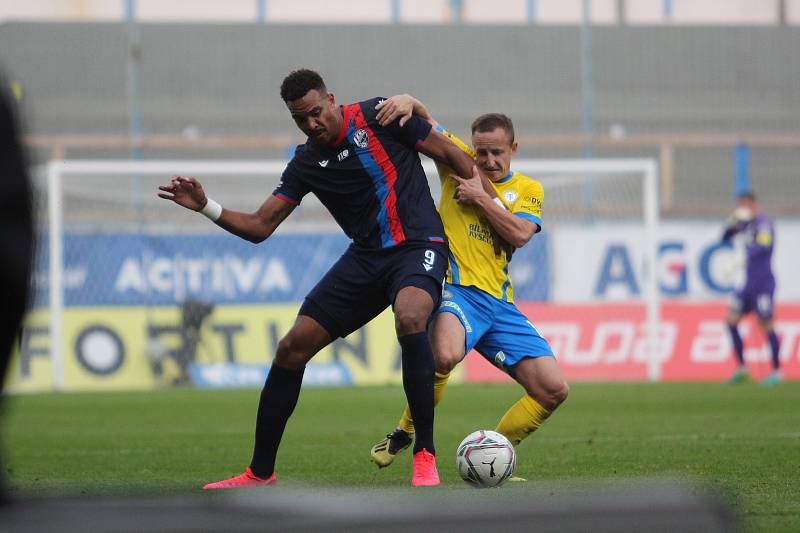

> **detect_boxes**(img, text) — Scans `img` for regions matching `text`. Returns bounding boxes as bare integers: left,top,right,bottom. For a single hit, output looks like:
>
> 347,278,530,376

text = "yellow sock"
398,372,450,434
495,394,550,445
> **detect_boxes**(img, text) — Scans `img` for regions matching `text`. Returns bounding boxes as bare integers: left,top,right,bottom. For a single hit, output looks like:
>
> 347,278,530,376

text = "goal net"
14,158,659,392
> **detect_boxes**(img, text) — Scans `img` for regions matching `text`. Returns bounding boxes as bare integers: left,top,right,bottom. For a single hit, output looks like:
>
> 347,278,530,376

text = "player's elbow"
244,217,276,244
509,231,532,249
243,229,268,244
246,235,266,244
510,224,538,248
509,235,528,249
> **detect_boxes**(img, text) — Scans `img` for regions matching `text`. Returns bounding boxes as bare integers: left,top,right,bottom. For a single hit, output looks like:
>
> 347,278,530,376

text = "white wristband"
200,197,223,221
493,197,508,210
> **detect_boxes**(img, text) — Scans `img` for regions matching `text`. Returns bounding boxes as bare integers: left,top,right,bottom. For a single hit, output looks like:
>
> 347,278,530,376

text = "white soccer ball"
456,430,516,488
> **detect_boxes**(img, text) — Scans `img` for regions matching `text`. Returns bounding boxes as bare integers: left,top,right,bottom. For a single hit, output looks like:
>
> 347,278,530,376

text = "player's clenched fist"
157,175,208,211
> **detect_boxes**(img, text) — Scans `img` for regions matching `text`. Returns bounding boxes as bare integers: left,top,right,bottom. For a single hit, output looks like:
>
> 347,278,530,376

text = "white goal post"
42,158,660,390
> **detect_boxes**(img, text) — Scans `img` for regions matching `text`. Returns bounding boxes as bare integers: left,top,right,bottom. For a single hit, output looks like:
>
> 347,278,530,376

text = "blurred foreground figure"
722,192,781,386
0,79,34,499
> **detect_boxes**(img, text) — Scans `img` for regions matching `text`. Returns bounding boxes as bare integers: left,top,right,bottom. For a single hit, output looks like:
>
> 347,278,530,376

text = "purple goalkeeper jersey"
723,212,776,294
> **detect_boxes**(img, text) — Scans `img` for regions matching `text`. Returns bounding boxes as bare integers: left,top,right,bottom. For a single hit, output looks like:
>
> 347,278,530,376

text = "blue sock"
768,331,781,370
727,324,745,366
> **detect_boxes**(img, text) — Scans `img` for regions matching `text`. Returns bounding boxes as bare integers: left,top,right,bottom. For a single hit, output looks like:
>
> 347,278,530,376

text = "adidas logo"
318,160,329,167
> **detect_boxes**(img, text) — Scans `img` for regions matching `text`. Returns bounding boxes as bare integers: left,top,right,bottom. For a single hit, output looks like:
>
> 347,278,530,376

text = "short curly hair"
280,69,327,102
471,113,515,144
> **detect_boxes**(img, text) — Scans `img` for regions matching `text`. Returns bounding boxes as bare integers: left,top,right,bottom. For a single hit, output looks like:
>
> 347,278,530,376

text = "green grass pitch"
3,382,799,531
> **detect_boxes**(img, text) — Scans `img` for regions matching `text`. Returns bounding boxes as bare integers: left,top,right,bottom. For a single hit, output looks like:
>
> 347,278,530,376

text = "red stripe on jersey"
273,193,298,205
351,106,406,245
330,105,353,147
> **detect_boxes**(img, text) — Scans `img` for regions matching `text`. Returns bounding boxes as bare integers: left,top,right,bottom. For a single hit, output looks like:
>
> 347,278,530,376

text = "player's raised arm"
382,95,501,202
721,205,752,242
415,127,491,191
376,95,471,176
157,175,295,243
376,94,437,128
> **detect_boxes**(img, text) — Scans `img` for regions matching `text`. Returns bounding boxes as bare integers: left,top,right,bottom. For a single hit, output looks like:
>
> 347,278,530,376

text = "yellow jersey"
435,125,544,302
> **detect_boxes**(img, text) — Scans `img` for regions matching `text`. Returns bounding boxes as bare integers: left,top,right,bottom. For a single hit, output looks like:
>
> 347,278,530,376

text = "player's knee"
394,307,429,336
534,380,569,411
550,380,569,409
434,352,460,374
274,335,313,371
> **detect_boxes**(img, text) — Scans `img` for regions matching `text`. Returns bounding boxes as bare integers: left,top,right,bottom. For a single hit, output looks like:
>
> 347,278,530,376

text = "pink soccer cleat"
411,448,440,487
202,467,277,489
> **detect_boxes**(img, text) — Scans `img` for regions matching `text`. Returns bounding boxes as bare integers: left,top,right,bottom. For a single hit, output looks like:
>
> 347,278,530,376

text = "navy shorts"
731,286,776,320
300,241,448,339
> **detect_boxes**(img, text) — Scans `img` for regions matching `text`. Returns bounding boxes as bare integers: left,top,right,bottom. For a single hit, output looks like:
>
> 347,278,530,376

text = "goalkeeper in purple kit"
722,192,782,385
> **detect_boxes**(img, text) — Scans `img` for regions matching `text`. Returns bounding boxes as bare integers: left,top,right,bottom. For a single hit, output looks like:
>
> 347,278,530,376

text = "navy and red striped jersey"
273,97,445,250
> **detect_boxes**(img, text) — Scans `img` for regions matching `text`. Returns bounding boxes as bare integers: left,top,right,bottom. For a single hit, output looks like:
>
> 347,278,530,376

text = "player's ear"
511,141,518,155
326,92,336,107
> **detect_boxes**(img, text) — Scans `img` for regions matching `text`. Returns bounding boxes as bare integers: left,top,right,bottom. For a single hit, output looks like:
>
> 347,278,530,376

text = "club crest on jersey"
318,160,329,167
353,129,369,148
337,149,350,161
503,191,518,203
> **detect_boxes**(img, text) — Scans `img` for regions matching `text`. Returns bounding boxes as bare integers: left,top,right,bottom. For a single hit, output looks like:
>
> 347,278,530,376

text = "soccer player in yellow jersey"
369,95,569,473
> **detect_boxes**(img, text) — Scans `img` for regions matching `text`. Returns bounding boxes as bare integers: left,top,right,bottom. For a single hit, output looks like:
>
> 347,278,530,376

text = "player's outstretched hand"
157,175,208,211
376,94,415,127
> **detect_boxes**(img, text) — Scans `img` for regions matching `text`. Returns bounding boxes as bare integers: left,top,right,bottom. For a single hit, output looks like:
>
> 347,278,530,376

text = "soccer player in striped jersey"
369,95,569,474
159,70,501,488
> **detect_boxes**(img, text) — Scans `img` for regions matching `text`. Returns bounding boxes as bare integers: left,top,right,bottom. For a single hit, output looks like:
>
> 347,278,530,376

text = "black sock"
768,331,781,370
399,332,435,455
728,324,745,365
249,363,305,478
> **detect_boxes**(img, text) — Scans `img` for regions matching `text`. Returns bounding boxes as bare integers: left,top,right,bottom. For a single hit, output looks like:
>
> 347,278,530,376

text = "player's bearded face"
472,128,518,181
287,89,342,145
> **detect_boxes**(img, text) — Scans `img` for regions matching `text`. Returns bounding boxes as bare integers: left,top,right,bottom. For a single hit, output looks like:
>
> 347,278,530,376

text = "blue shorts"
731,287,775,320
434,283,554,376
300,241,448,339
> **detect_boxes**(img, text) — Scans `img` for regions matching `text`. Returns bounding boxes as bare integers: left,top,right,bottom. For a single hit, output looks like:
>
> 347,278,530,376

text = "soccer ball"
455,430,516,488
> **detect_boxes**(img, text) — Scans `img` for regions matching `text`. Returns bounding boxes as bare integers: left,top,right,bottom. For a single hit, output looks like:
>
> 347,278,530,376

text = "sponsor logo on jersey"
318,160,329,167
353,129,369,148
525,195,542,209
337,149,350,162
